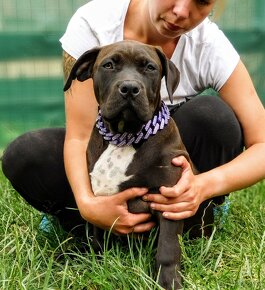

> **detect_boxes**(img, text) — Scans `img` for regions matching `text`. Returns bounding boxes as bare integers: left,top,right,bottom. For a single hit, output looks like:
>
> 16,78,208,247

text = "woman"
2,0,265,236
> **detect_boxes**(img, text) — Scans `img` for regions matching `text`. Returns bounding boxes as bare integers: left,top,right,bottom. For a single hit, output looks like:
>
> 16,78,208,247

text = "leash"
96,101,170,147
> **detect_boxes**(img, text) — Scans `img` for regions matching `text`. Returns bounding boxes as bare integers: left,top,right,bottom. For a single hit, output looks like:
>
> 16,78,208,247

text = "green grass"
0,169,264,290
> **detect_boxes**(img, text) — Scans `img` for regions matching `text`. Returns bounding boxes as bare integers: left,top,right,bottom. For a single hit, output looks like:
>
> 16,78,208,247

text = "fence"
0,0,264,148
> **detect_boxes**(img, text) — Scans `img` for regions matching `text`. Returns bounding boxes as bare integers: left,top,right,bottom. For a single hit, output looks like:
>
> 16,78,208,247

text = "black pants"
1,96,244,233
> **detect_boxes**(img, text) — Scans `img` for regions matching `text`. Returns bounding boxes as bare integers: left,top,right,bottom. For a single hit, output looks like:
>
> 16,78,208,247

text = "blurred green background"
0,0,264,148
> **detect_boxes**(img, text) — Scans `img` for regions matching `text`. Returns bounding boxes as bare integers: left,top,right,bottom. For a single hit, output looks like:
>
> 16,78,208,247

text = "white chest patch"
90,144,136,196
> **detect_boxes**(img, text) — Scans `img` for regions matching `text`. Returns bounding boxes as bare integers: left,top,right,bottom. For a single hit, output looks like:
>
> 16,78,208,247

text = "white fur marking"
90,144,136,196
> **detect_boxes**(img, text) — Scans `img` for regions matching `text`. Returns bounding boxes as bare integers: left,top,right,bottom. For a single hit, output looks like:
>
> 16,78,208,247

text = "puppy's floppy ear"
155,47,180,104
64,47,101,92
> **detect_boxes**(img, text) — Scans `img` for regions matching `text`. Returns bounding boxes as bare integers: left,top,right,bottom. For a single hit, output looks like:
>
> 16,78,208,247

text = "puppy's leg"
156,213,184,290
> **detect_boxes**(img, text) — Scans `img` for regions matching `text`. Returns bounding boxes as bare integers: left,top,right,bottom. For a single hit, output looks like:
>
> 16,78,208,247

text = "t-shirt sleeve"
59,7,99,59
200,29,240,92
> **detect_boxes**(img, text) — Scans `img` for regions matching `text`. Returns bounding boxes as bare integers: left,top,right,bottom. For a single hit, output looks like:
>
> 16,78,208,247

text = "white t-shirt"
60,0,240,105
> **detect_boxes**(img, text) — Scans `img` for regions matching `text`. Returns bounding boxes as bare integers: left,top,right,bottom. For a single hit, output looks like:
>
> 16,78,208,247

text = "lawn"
0,169,264,290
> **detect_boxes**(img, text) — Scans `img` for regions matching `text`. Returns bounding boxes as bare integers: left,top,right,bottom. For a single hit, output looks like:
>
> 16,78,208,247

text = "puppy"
64,40,213,290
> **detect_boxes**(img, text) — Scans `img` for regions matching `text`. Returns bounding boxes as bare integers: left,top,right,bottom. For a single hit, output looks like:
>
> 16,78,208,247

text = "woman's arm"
143,60,265,220
63,51,154,233
198,60,265,196
63,51,98,203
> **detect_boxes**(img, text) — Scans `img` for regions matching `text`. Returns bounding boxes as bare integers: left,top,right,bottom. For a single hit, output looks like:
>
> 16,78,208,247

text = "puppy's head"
64,40,180,133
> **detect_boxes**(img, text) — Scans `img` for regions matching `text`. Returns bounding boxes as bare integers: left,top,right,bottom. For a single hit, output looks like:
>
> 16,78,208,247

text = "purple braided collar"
96,101,170,147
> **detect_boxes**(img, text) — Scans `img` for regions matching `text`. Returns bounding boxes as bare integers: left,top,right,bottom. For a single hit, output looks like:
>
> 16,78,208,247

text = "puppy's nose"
119,81,141,99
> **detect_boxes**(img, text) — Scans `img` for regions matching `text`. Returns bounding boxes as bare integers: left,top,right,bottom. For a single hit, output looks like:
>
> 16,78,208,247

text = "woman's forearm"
64,138,94,208
199,143,265,201
63,65,99,208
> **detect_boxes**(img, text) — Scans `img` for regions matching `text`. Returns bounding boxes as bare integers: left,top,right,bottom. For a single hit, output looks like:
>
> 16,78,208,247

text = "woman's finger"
172,155,191,171
150,201,191,213
159,185,182,198
128,212,152,225
162,210,195,220
116,187,149,203
113,214,155,235
144,186,193,204
132,221,156,233
143,192,171,204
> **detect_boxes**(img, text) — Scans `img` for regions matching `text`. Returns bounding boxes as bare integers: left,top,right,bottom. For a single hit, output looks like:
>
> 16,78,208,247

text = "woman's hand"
143,156,204,220
78,187,156,235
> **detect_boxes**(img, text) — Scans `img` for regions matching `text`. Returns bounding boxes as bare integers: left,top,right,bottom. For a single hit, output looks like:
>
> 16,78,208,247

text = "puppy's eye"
146,64,156,71
103,62,114,69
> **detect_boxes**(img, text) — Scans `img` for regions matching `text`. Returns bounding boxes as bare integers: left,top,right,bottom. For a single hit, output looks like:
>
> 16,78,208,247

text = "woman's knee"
174,95,243,148
1,128,66,183
199,96,242,147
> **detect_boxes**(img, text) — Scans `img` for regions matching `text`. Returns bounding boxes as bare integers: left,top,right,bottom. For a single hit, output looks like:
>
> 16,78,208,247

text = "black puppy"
64,40,213,290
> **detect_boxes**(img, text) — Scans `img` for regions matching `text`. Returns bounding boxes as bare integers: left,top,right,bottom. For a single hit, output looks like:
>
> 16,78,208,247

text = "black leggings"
1,96,244,232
